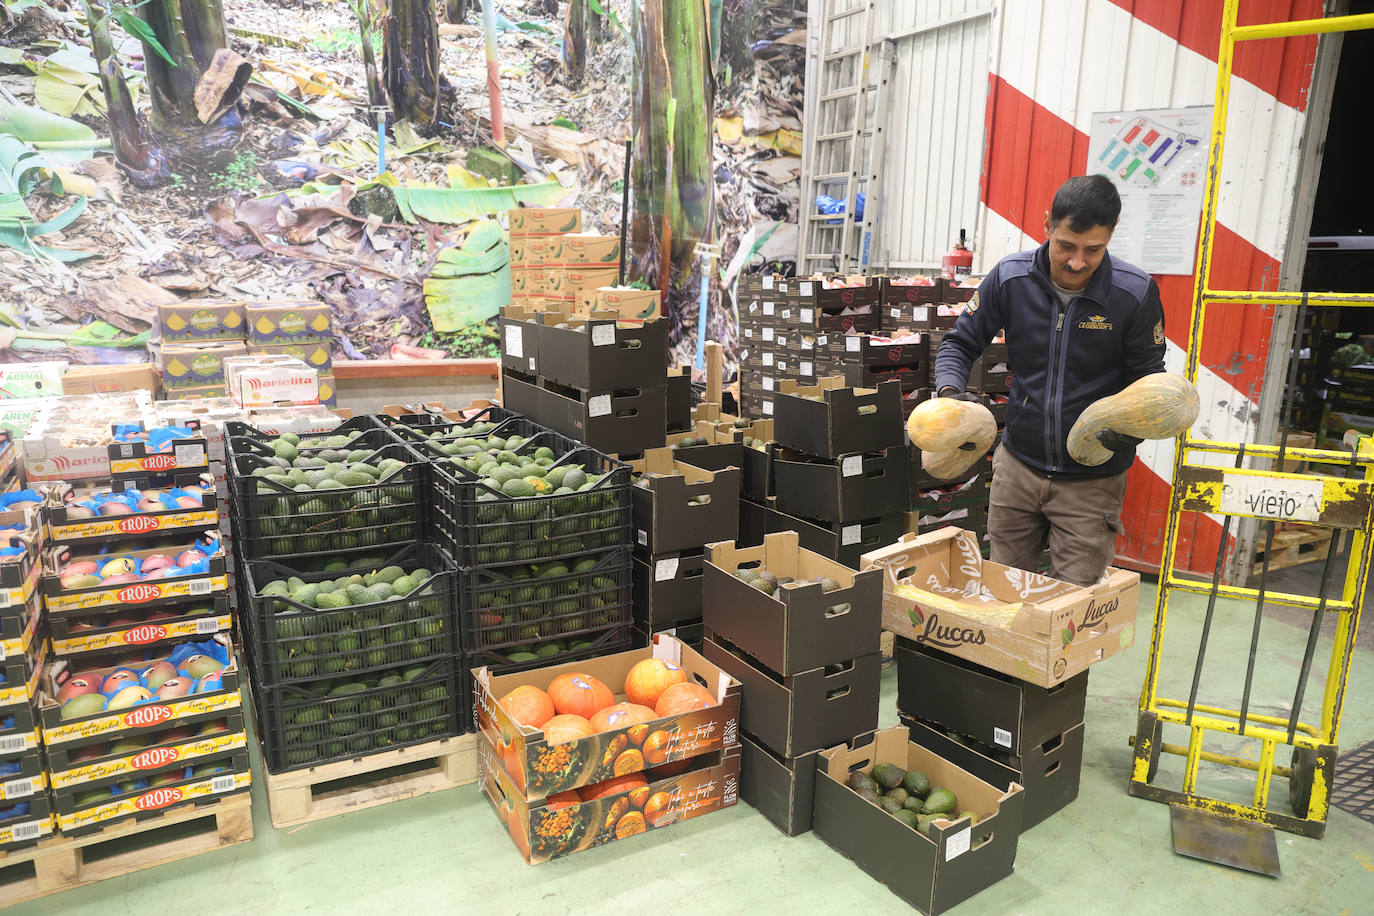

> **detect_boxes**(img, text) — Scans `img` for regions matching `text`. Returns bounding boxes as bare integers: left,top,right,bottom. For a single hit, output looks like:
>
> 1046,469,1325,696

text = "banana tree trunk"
631,0,715,363
384,0,441,130
138,0,228,131
444,0,469,23
83,0,166,185
564,0,587,83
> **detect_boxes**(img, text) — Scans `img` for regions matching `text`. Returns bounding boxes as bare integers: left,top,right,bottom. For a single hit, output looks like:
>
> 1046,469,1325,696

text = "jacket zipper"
1045,305,1066,472
1052,300,1076,470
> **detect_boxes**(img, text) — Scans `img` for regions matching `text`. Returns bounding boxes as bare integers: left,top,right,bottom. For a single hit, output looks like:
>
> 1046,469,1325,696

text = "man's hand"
936,387,980,403
1097,430,1144,452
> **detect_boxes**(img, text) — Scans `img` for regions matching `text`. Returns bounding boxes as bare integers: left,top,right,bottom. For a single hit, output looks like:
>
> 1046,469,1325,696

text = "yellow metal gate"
1127,4,1374,838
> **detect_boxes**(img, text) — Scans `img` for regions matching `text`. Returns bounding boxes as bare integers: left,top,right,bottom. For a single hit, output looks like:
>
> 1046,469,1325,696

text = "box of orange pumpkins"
474,633,742,863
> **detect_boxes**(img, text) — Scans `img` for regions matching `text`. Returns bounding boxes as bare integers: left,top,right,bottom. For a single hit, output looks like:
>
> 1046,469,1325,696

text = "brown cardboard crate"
774,377,904,459
158,301,246,343
629,449,741,557
740,728,875,837
773,446,910,524
507,207,581,237
633,551,706,630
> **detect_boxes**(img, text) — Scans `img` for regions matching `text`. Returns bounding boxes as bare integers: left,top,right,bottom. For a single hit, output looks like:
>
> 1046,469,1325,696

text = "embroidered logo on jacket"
1077,314,1114,331
1153,320,1165,345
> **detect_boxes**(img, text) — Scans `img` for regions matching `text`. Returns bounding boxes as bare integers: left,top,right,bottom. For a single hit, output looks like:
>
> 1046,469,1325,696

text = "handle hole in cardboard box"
825,685,851,702
1044,760,1061,778
973,830,994,852
1041,733,1064,754
824,602,851,619
823,659,854,677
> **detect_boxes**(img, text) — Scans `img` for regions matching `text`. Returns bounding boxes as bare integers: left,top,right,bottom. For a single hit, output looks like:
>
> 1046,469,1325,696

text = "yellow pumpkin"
908,398,997,481
1067,372,1200,467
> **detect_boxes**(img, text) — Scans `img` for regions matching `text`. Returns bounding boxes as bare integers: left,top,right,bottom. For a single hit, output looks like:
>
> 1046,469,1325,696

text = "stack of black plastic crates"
225,416,465,773
385,407,636,677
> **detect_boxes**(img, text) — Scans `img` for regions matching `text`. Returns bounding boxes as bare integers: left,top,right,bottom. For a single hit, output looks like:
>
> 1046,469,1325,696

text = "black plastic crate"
257,658,464,772
377,405,522,446
227,443,424,562
224,415,382,460
460,547,631,653
242,543,457,686
463,624,634,677
425,435,631,568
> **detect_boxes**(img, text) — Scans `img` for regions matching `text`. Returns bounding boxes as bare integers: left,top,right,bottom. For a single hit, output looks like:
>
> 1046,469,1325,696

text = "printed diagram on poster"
1087,106,1212,275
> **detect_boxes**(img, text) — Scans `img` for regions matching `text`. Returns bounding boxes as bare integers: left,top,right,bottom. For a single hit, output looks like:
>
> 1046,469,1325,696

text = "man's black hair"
1050,175,1121,233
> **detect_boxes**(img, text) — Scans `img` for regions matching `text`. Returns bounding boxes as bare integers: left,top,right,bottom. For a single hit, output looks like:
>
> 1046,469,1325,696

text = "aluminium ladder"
1128,4,1374,839
800,0,895,275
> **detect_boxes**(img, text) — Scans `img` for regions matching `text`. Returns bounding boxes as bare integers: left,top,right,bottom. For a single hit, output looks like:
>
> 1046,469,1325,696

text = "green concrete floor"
8,578,1374,915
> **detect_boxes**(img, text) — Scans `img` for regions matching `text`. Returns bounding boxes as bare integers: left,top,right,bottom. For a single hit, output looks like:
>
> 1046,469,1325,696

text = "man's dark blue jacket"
933,242,1167,478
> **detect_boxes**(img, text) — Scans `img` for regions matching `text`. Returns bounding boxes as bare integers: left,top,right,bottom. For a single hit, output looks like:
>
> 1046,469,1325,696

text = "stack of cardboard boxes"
702,531,883,835
157,300,334,406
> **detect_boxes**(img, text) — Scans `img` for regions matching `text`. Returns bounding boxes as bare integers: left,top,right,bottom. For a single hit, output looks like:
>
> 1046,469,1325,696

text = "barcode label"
211,774,235,794
528,357,537,371
846,336,861,352
11,820,40,842
591,324,616,346
762,353,774,366
800,361,813,377
841,524,862,546
801,308,813,325
891,308,901,319
801,281,815,296
505,326,524,358
588,395,612,418
946,826,972,861
743,328,753,338
0,591,12,609
0,735,25,753
775,361,787,373
763,378,775,392
762,327,774,341
781,309,791,320
763,302,775,316
993,727,1012,748
196,617,220,635
189,579,212,595
174,444,206,466
762,276,774,289
817,335,828,347
842,456,863,477
637,529,648,546
762,401,774,416
3,778,34,799
655,558,679,581
914,307,929,322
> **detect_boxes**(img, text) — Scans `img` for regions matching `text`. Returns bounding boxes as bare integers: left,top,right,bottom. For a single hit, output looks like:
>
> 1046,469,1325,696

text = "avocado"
872,762,906,791
916,814,933,835
959,810,979,825
880,797,904,815
903,795,924,813
921,787,958,816
820,577,841,593
892,809,919,829
858,787,882,806
884,787,909,807
902,769,931,799
502,478,537,498
846,771,879,795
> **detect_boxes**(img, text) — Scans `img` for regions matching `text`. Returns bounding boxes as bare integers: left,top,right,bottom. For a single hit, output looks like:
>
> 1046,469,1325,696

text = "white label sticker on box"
801,281,814,296
914,306,929,322
174,443,206,467
842,456,863,477
817,335,828,347
891,308,901,319
505,325,524,358
762,401,774,416
945,826,972,861
800,308,814,325
763,302,775,316
0,591,10,609
0,642,6,661
591,324,616,347
0,735,23,753
781,309,792,321
196,617,221,635
993,727,1012,748
637,529,648,546
11,820,40,842
189,579,212,596
211,774,236,794
763,352,774,367
846,336,861,352
655,558,679,581
776,361,787,373
3,778,34,799
762,327,774,342
800,361,813,377
763,378,775,392
528,357,537,371
743,328,753,339
588,395,612,418
841,524,861,546
763,276,774,290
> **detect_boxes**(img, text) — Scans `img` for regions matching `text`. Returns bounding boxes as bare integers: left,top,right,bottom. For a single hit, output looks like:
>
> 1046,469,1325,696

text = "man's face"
1043,216,1113,291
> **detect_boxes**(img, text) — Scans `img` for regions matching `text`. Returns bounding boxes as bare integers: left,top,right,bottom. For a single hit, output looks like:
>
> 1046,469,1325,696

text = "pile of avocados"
848,762,979,834
734,566,841,596
473,555,621,659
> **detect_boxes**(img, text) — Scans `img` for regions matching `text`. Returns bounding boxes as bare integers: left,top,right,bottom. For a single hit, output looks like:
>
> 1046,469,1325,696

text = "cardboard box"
862,528,1140,687
244,300,331,346
765,504,905,570
895,639,1087,755
158,300,246,342
702,532,882,676
739,497,767,548
899,713,1083,831
472,634,741,801
45,711,247,790
21,392,157,483
42,538,227,617
53,754,250,836
224,356,319,408
633,551,706,630
48,594,233,656
0,751,45,803
880,276,943,306
162,384,228,401
562,266,621,300
773,446,910,524
44,480,218,546
507,373,666,457
813,726,1024,914
666,368,692,432
538,314,668,391
632,619,703,653
554,234,621,268
774,377,904,459
0,398,45,440
740,729,874,837
665,421,747,479
500,304,542,376
248,341,333,371
791,276,881,311
511,236,560,268
0,361,66,399
480,735,739,864
507,207,582,238
588,288,662,322
0,792,53,850
704,633,880,757
630,449,740,557
160,341,247,390
61,363,159,397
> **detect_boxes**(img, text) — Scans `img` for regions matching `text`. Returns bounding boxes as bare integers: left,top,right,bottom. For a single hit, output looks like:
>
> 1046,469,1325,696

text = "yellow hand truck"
1128,4,1374,845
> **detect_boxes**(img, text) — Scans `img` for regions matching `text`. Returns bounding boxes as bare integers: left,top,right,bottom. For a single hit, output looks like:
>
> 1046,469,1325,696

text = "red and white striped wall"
974,0,1323,574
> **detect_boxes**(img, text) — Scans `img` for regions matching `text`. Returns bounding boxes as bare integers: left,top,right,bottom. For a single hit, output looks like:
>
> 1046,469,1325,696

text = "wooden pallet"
264,732,478,830
1252,527,1334,576
0,794,252,906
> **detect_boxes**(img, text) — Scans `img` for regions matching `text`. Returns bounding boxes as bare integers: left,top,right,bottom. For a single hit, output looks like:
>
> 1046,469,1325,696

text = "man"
932,175,1165,586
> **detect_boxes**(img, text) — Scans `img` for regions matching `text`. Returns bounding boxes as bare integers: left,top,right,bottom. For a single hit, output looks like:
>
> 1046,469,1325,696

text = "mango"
180,655,224,678
141,660,177,690
61,692,108,720
100,558,137,578
107,685,153,709
101,669,139,693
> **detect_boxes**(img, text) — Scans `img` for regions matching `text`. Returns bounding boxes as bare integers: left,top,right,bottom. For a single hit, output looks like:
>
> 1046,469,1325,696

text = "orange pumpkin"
616,811,646,838
541,714,595,746
544,790,581,811
641,729,674,766
908,398,997,481
623,658,689,709
642,791,674,827
613,748,645,776
628,785,651,809
1067,372,1200,466
579,771,648,801
588,702,658,734
654,682,717,717
498,685,556,729
547,672,615,719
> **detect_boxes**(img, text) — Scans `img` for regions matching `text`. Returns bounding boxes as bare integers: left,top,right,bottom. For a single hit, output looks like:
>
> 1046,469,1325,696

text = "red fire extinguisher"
942,229,973,281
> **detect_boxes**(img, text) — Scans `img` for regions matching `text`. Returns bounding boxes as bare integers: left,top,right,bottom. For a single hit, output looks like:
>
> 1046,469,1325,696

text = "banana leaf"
0,102,99,163
389,178,566,224
34,58,104,117
422,219,511,332
0,134,94,261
